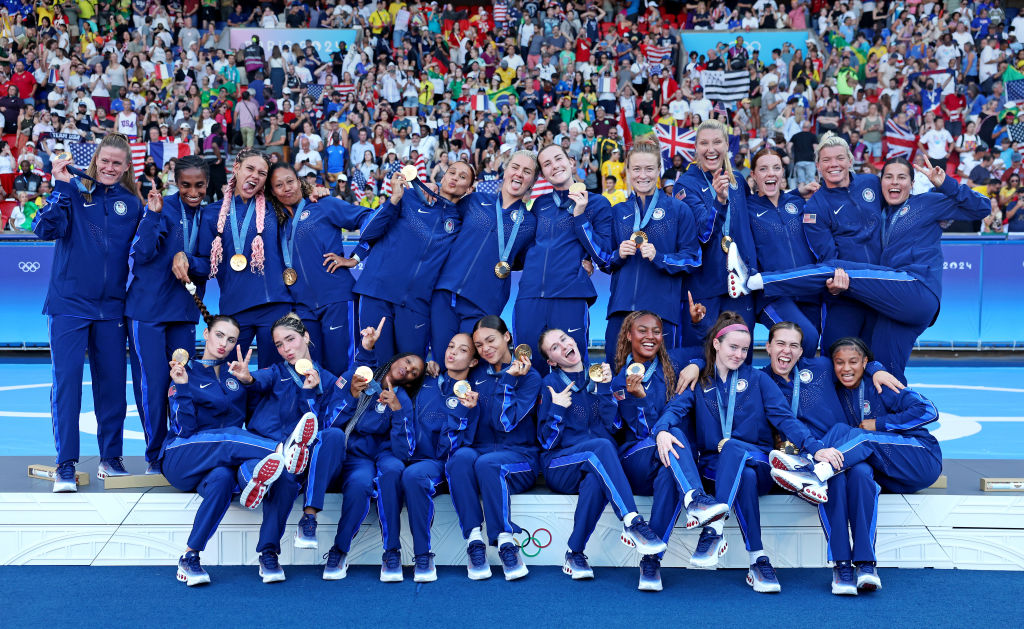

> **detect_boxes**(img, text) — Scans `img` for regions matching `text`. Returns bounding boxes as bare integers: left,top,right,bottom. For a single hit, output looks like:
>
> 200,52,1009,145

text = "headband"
715,324,750,339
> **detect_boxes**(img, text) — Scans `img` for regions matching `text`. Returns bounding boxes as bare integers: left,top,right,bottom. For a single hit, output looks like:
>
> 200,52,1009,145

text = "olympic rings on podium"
513,528,552,557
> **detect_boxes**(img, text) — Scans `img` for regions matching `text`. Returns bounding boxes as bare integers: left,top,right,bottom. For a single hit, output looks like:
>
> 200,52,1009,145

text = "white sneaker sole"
467,565,492,580
690,539,728,568
294,533,318,549
562,564,594,580
380,570,404,583
769,450,806,471
241,454,285,510
52,480,77,493
323,559,348,581
259,569,285,584
96,467,130,479
503,564,529,581
832,583,858,596
620,530,668,556
858,576,882,591
771,469,828,504
638,578,663,592
414,570,438,583
177,568,210,587
747,572,781,593
685,503,730,529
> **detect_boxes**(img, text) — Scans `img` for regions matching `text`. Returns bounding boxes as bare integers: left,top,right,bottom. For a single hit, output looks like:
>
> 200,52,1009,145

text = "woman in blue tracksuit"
652,312,843,594
799,133,883,351
265,163,369,375
430,152,538,359
228,313,329,583
770,336,942,594
610,310,729,592
193,148,291,369
745,147,822,357
35,134,144,488
162,314,298,586
515,145,613,372
602,141,702,361
675,119,756,354
760,322,902,596
445,315,542,582
300,340,424,583
537,328,668,583
401,332,480,583
350,161,476,362
730,156,991,383
127,156,216,474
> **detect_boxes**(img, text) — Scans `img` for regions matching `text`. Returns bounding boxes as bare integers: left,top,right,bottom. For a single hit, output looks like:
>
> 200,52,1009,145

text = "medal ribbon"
632,189,661,232
857,380,866,423
703,169,731,240
625,354,660,383
229,197,256,257
281,199,305,271
288,360,323,395
791,371,801,418
715,370,738,440
882,205,904,247
495,202,524,266
181,202,200,256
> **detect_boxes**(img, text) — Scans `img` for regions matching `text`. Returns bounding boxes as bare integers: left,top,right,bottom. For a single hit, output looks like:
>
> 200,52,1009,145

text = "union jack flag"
884,118,917,159
655,124,696,167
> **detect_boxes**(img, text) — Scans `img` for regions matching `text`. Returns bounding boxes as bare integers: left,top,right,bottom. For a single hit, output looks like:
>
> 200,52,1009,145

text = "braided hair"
209,148,271,277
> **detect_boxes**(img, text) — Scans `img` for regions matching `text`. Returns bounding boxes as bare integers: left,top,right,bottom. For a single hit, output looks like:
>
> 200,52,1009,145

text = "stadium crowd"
2,1,1023,232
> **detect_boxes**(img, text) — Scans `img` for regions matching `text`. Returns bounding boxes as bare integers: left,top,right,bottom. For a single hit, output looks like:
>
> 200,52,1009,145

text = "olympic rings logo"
513,528,552,557
18,261,40,272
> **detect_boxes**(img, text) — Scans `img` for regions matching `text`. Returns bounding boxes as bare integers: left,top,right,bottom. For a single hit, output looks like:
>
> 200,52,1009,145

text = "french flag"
469,94,491,111
149,141,191,170
154,63,172,82
597,77,616,93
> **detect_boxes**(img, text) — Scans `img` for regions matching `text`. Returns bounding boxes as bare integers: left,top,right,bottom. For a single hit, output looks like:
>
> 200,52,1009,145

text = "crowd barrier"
1,237,1021,349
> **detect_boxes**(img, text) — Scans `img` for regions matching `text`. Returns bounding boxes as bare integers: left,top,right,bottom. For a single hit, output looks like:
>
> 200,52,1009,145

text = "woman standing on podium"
126,156,216,475
34,134,144,490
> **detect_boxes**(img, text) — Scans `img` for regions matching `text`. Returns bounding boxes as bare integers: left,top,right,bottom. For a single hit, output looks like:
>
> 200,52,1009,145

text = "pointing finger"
562,382,575,394
376,317,386,335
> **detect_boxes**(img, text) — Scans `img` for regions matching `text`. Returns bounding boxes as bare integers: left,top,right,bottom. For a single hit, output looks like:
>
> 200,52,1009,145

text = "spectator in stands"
13,160,41,195
788,120,817,186
919,118,955,173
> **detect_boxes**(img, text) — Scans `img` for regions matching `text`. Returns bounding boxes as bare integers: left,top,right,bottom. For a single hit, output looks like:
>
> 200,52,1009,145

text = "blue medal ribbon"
495,202,524,266
229,197,256,257
181,202,200,256
632,190,661,232
715,371,738,440
702,169,731,239
882,205,905,247
857,380,866,424
282,199,305,270
625,354,660,383
791,371,801,418
288,360,323,395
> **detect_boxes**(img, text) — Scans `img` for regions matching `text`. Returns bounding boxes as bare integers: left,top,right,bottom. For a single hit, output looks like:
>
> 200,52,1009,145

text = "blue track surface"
3,565,1022,628
2,360,1023,459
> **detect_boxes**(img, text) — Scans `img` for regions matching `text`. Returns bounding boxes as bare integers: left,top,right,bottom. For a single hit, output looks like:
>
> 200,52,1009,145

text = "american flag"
69,142,97,168
306,83,324,103
1007,123,1024,144
380,160,405,197
493,0,508,25
1006,79,1024,104
656,124,696,167
130,142,147,177
644,44,671,66
414,153,427,180
350,169,368,202
530,176,553,200
475,176,552,199
69,142,165,178
884,118,917,159
337,83,356,98
476,179,500,195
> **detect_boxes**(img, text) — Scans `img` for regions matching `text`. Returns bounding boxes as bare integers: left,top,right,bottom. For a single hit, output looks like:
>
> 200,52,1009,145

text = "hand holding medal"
625,362,647,398
51,150,73,183
171,348,190,365
454,380,479,408
508,344,532,376
168,359,188,385
294,358,319,389
588,362,612,384
350,365,374,397
568,181,588,217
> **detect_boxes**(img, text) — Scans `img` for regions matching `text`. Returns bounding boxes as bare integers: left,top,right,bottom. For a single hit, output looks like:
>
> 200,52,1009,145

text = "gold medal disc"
588,364,607,383
514,344,532,361
354,365,374,381
495,261,512,278
721,235,733,254
718,438,729,453
171,348,190,365
569,182,586,195
283,268,298,286
230,253,247,272
453,380,472,399
631,230,648,246
626,362,645,377
400,165,419,186
294,358,314,375
55,150,72,162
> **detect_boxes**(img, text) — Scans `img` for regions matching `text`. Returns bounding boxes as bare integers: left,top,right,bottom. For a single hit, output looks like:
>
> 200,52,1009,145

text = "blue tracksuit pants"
303,427,347,511
445,447,537,544
430,290,489,362
821,423,943,493
233,303,292,369
620,428,703,542
334,452,405,552
128,320,196,463
302,301,356,376
513,296,590,376
359,295,430,365
700,439,774,552
543,438,637,552
818,462,880,564
402,459,446,555
48,315,128,465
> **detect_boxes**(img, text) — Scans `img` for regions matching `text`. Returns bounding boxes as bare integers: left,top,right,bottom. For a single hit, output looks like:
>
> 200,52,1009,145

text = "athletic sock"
683,489,696,508
468,527,484,544
708,519,724,536
748,273,764,290
624,511,639,526
749,550,767,564
497,532,515,547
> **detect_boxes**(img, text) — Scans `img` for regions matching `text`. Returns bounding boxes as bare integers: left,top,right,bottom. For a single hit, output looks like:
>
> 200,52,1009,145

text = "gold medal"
631,230,648,246
514,344,532,361
400,164,419,186
282,268,298,286
453,380,472,399
55,150,72,162
569,182,586,195
494,260,512,278
721,235,733,254
171,348,190,365
718,438,729,452
230,253,247,271
294,358,314,376
626,362,645,377
588,364,608,383
354,365,374,382
782,441,799,455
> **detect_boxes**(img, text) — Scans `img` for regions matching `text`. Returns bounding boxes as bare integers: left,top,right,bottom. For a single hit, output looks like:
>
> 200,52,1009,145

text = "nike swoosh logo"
703,387,714,393
200,383,212,389
280,378,291,382
701,187,709,192
622,214,632,220
329,325,344,331
568,328,582,333
417,209,430,214
415,323,426,329
475,380,487,385
834,204,844,215
756,211,768,217
84,203,97,207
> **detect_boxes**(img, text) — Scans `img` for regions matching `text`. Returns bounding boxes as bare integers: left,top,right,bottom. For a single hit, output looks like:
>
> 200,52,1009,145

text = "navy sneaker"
746,556,781,593
414,552,437,583
856,563,882,591
685,491,730,529
380,549,403,582
621,516,668,555
466,540,491,580
832,560,858,596
638,554,663,592
97,457,130,479
562,550,594,580
294,513,318,549
258,551,285,583
690,527,728,568
52,462,77,493
176,550,210,586
145,460,162,476
498,542,528,581
322,546,348,581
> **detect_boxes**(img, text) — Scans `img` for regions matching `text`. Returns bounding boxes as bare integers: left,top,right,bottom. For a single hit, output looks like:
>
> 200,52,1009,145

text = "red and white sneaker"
240,451,286,510
726,242,750,297
769,449,810,471
283,412,318,474
770,467,829,504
